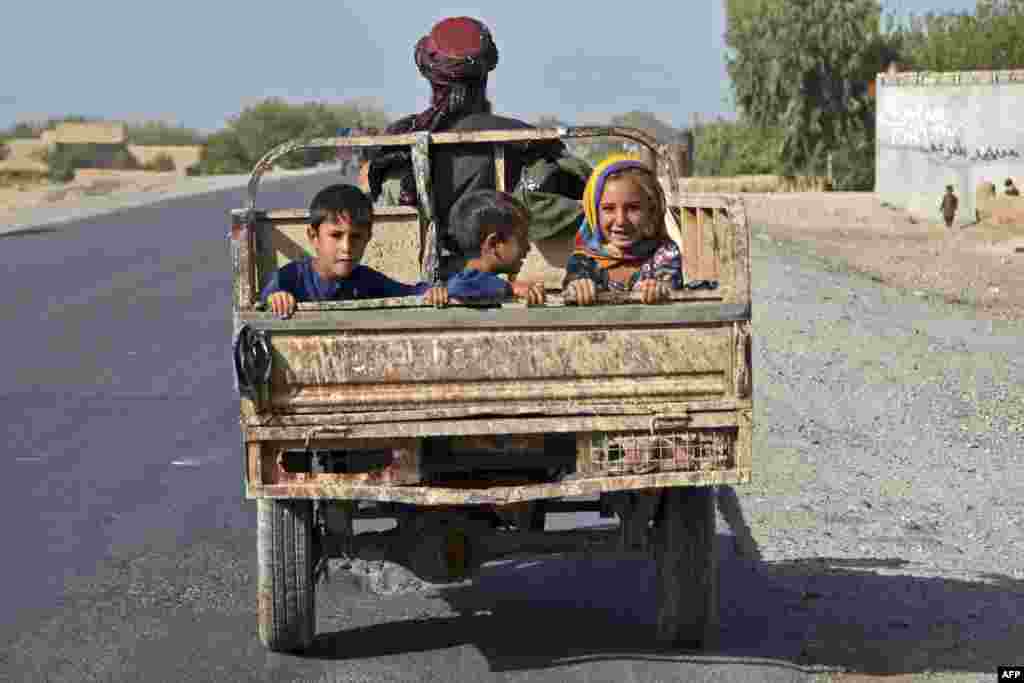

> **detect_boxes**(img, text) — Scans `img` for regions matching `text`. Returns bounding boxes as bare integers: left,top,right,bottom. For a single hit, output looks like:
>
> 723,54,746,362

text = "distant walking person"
940,185,958,228
1006,178,1021,197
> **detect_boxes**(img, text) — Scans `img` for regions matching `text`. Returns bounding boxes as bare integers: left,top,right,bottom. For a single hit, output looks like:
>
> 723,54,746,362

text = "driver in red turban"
368,17,503,205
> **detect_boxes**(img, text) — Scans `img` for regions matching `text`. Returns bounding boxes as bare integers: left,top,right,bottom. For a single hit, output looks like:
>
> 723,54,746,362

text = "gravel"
732,223,1024,677
320,218,1024,678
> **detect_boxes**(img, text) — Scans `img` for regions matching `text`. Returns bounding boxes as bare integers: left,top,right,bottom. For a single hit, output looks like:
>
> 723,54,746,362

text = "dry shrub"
673,175,830,193
143,153,176,172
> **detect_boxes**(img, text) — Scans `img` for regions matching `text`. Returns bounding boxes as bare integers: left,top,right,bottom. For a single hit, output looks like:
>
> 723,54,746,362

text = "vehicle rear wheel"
653,487,718,650
257,498,316,653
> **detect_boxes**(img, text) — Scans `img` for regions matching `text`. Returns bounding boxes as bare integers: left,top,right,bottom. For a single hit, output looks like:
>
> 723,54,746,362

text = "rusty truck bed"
231,127,753,504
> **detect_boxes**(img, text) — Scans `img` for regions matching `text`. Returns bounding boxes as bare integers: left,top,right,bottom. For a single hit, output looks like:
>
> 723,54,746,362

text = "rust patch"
271,375,726,410
246,468,751,504
734,320,752,398
245,410,744,441
269,327,730,386
256,438,423,485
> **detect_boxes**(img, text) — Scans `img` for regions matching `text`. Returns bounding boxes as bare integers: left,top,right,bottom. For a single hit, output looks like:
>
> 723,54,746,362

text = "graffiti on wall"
924,142,1020,161
880,104,964,148
880,103,1020,162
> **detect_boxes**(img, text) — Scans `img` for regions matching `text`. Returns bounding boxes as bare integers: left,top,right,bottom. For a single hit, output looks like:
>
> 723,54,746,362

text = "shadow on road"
0,226,61,239
309,535,1022,677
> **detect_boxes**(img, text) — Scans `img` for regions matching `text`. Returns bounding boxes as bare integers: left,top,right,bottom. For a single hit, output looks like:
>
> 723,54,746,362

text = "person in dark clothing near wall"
941,185,958,228
368,16,587,279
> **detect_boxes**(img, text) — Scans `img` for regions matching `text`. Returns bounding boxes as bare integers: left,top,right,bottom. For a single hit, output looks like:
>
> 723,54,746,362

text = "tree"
725,0,898,182
895,0,1024,72
723,0,785,54
692,118,784,176
126,121,205,146
197,98,392,175
198,128,250,175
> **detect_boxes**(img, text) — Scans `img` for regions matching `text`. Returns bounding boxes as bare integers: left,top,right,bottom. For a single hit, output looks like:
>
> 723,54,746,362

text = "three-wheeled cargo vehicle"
230,126,753,653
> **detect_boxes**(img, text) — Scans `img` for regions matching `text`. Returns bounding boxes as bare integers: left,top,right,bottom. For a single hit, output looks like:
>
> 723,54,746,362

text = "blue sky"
0,0,978,133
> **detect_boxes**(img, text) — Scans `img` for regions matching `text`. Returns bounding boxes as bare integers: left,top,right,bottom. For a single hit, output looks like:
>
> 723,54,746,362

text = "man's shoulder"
449,113,533,132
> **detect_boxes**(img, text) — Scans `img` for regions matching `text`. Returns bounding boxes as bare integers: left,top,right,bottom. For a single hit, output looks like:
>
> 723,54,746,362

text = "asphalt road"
1,175,833,683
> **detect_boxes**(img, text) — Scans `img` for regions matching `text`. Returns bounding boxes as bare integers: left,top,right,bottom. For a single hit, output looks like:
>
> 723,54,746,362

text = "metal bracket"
303,426,352,454
650,409,692,435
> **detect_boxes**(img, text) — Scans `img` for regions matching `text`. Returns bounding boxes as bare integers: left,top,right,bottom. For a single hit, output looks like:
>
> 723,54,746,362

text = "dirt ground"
0,173,183,223
741,192,1024,321
4,178,1023,322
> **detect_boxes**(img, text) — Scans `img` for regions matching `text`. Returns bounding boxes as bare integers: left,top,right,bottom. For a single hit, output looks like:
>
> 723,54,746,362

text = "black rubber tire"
652,487,719,650
527,500,546,531
257,498,316,653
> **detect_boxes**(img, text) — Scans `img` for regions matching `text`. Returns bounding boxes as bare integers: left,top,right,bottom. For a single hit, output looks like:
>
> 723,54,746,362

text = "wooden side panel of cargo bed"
267,326,732,410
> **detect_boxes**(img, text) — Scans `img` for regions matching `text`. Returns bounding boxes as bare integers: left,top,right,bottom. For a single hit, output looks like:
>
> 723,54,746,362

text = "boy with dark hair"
444,189,546,304
261,183,445,317
1006,178,1020,197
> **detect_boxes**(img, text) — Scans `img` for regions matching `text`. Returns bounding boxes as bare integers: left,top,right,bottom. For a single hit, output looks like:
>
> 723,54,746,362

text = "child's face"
599,177,655,249
490,221,531,274
307,211,372,280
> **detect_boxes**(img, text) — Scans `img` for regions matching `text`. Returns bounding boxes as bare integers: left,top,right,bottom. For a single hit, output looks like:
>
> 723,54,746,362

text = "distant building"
51,121,129,170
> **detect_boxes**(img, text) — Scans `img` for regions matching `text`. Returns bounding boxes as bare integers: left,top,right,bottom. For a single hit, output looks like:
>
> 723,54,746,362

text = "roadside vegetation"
197,99,391,175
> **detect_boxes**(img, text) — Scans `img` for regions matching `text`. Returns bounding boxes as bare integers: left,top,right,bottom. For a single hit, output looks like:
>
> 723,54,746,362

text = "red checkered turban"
387,17,500,134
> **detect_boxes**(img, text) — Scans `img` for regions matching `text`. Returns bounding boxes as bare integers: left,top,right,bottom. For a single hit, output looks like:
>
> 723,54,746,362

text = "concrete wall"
876,69,1024,225
54,122,126,145
4,138,49,160
0,138,50,176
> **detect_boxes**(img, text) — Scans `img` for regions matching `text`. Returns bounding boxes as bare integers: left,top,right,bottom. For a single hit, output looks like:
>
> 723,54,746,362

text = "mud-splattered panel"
268,326,731,408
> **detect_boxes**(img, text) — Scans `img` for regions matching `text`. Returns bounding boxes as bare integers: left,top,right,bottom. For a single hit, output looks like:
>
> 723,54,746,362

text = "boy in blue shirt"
445,189,546,304
261,184,445,316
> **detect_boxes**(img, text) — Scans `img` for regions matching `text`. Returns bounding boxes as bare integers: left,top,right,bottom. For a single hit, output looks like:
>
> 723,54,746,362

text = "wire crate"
583,429,736,476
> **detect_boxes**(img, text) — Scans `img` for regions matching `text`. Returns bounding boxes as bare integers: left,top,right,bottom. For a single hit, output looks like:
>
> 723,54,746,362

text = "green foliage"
197,98,391,175
199,129,250,175
691,118,784,176
892,0,1024,71
45,147,77,183
126,121,205,146
723,0,785,49
725,0,892,178
43,143,139,183
828,134,876,191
